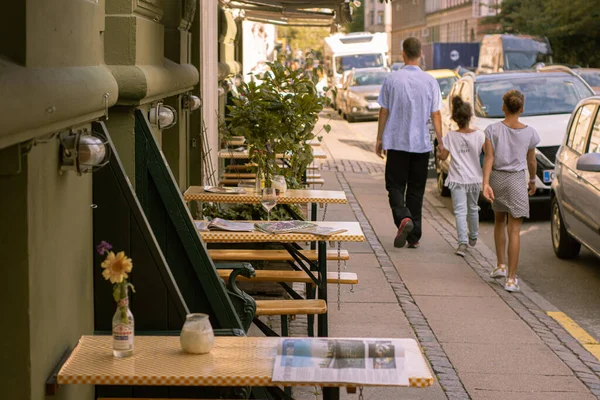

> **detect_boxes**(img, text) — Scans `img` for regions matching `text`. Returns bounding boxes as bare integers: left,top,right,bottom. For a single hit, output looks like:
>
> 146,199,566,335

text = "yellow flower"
101,251,133,283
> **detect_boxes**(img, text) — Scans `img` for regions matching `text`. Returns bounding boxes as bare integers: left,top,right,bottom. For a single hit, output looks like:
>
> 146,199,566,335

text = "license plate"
543,170,555,183
368,102,380,110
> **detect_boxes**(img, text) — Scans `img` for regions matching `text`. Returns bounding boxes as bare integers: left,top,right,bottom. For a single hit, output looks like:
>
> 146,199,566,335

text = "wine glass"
261,188,277,222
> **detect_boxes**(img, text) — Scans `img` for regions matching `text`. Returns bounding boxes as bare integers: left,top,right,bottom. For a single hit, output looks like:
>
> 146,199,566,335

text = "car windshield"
504,52,549,70
579,71,600,87
336,54,384,74
352,71,389,86
436,77,458,99
475,76,594,118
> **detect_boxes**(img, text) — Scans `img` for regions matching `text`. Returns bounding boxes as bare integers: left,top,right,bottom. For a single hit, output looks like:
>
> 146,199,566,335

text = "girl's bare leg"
507,215,523,279
494,212,507,266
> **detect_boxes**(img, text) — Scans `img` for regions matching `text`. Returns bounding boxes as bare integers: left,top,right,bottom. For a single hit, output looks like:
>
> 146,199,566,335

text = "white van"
477,34,553,74
323,32,388,107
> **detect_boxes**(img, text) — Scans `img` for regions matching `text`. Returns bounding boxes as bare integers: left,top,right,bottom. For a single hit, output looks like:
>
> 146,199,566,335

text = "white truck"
323,32,389,108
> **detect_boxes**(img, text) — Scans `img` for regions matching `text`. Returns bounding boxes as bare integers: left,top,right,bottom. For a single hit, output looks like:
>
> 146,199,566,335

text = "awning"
222,0,351,26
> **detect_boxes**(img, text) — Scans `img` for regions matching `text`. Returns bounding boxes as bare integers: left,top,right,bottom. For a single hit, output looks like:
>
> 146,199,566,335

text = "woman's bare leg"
494,212,507,266
507,215,523,279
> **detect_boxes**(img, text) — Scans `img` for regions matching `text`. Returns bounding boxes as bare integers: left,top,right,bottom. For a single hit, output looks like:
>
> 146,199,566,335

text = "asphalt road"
338,115,600,342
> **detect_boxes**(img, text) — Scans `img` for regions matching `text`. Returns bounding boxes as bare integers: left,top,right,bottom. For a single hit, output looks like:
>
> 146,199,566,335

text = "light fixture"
59,128,111,175
148,102,178,130
182,94,202,111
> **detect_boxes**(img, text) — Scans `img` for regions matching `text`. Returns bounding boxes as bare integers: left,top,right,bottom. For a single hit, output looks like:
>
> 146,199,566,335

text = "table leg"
317,241,328,338
308,203,318,337
323,387,340,400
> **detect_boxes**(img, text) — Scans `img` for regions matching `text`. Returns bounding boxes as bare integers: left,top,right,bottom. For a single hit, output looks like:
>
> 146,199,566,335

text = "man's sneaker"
394,218,414,248
407,241,420,249
455,243,467,257
469,237,477,247
504,277,520,292
490,264,507,278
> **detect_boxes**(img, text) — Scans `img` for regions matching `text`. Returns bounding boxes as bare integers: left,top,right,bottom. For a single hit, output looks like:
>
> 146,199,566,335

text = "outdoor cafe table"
56,335,434,400
218,149,327,159
196,221,365,338
184,188,347,221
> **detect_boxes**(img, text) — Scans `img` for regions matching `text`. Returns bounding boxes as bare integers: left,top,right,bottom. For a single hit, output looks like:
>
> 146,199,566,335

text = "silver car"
551,96,600,259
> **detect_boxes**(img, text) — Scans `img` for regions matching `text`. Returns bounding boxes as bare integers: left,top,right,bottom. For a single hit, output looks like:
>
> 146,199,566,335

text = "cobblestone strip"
423,199,600,399
321,160,384,174
337,172,470,400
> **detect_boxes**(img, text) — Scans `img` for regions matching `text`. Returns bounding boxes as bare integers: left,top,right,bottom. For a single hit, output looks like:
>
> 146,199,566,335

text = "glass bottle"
112,283,134,358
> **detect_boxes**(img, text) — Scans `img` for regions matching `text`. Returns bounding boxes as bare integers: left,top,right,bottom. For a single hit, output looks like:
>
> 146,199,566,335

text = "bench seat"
220,178,324,186
218,269,358,285
255,299,326,316
221,172,322,179
209,249,350,261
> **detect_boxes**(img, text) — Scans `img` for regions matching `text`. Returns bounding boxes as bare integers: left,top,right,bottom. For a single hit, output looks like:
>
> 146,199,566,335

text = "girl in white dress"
437,96,485,257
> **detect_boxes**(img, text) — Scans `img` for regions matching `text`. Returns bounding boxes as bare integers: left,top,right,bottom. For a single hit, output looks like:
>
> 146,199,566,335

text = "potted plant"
226,60,331,189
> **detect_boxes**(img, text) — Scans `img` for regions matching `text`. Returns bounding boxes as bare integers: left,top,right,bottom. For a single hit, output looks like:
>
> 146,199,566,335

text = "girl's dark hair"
503,89,525,114
451,96,473,129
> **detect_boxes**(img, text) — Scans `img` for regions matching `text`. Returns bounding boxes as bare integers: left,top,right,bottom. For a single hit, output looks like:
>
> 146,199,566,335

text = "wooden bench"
220,178,324,187
218,269,358,285
255,299,326,316
209,248,350,261
221,172,322,179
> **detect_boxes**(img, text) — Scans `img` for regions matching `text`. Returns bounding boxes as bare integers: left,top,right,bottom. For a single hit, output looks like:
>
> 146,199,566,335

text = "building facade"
0,1,231,398
391,0,501,62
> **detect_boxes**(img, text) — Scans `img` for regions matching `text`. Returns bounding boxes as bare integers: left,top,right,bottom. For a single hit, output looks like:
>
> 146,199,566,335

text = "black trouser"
385,150,430,243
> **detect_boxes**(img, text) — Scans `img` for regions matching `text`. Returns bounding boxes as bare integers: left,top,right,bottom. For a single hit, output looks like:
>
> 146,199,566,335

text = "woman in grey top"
482,90,540,292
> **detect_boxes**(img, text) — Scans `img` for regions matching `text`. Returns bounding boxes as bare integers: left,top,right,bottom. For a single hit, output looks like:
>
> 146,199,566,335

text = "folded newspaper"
195,218,254,232
272,338,408,385
255,221,347,236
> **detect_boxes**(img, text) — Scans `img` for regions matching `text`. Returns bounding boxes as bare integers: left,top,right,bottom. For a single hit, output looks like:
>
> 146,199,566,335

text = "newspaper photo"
272,338,408,386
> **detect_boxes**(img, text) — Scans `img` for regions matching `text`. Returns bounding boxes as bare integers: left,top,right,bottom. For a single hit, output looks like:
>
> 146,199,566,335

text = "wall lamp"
59,128,111,175
148,102,178,130
182,94,202,111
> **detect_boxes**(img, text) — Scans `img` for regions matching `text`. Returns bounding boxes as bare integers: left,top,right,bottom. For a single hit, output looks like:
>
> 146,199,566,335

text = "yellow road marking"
548,311,600,361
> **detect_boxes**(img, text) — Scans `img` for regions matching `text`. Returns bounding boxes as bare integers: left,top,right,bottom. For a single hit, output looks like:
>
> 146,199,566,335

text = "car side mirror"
576,152,600,172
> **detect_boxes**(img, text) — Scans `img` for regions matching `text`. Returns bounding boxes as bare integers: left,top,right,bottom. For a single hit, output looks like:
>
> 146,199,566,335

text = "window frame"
568,104,597,155
585,105,600,154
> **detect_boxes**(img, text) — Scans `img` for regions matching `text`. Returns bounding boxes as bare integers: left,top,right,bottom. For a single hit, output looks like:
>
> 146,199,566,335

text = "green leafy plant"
225,60,331,189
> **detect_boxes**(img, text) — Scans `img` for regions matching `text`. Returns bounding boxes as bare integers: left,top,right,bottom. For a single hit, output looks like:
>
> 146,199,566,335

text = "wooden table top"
184,188,347,205
196,221,365,243
57,336,434,388
218,150,327,159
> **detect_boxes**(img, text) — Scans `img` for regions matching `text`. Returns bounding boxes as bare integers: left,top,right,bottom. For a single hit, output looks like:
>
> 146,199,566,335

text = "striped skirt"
489,170,529,219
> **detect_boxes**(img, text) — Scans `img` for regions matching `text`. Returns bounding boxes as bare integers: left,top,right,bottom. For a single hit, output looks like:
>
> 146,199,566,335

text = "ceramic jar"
180,313,215,354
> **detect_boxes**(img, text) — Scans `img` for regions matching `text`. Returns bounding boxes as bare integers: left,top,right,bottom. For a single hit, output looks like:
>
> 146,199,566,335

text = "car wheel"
551,197,581,259
437,171,450,197
347,114,355,123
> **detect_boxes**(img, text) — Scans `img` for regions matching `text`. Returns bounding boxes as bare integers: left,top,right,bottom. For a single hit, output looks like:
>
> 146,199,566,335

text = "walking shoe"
394,218,414,248
455,243,467,257
490,264,507,278
469,237,477,247
407,241,420,249
504,277,520,292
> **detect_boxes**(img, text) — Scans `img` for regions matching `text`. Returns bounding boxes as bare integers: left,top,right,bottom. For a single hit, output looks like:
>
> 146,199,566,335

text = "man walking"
376,37,443,248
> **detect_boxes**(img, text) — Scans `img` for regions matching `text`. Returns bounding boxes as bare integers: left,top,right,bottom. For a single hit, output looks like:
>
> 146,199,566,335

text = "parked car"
338,68,390,122
575,68,600,94
477,34,553,74
435,69,595,202
551,96,600,259
333,70,353,111
425,69,459,101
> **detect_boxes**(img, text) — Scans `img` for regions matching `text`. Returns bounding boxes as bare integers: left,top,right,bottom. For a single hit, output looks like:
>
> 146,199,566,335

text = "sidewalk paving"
286,115,600,399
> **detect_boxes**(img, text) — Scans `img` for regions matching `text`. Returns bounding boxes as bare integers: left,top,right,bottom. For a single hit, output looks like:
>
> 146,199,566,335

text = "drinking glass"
261,188,277,222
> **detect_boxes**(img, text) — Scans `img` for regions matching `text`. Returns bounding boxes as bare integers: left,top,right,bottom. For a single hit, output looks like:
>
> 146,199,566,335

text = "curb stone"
422,198,600,399
337,171,470,400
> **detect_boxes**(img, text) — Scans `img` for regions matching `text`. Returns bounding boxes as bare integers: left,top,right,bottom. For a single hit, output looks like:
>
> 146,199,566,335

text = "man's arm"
375,107,389,158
